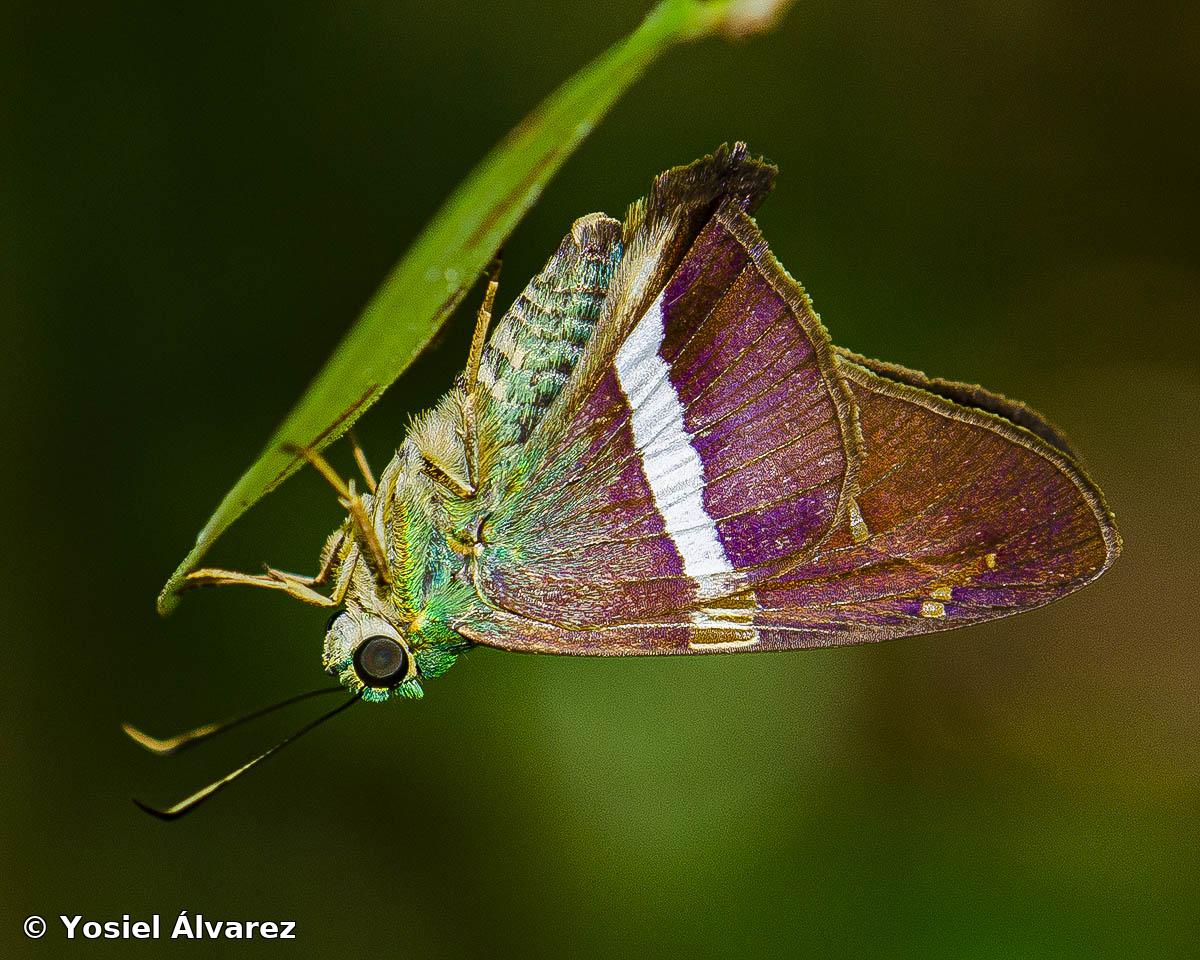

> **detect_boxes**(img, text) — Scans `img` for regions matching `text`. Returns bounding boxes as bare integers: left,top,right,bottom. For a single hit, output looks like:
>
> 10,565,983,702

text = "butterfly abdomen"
480,213,622,444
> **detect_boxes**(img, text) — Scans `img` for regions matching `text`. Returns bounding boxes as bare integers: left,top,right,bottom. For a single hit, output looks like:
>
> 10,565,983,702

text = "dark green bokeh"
3,1,1196,956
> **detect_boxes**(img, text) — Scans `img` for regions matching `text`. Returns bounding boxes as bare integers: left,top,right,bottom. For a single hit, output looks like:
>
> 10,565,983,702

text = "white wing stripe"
613,292,734,584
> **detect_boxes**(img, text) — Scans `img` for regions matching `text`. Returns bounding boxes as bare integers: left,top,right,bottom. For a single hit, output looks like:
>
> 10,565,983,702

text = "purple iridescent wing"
455,145,1119,655
460,354,1118,655
467,202,860,631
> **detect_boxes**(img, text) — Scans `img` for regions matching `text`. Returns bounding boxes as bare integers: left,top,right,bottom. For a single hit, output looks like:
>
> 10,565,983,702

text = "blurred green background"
3,1,1196,956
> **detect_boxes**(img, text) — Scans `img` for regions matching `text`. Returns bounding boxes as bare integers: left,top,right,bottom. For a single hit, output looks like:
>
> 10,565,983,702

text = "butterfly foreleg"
181,528,353,606
460,256,501,491
346,428,376,494
181,567,340,606
285,444,393,587
264,527,346,589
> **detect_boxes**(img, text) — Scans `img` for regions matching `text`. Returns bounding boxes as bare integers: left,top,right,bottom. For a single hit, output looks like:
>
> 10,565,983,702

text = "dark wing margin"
835,347,1078,457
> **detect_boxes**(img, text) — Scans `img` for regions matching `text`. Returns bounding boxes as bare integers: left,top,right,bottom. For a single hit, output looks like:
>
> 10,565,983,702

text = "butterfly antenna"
122,685,345,756
131,692,361,821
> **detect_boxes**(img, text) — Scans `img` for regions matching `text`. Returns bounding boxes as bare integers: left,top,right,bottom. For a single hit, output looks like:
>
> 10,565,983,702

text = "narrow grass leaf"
159,0,795,613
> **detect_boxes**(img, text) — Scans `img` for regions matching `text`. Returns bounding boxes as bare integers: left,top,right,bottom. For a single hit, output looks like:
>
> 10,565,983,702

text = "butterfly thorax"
322,213,624,701
317,455,474,701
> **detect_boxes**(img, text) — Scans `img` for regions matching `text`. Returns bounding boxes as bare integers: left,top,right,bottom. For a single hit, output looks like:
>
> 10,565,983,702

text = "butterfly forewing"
743,358,1120,648
473,205,859,629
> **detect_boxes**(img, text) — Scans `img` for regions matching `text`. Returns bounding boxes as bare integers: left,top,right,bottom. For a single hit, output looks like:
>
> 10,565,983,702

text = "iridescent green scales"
318,213,624,701
477,213,622,450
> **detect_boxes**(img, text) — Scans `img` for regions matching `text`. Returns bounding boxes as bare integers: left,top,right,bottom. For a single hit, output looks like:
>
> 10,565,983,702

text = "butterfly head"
322,608,420,702
322,591,472,702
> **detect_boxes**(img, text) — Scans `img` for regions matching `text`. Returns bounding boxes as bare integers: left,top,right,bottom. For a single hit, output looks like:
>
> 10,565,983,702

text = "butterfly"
126,143,1120,817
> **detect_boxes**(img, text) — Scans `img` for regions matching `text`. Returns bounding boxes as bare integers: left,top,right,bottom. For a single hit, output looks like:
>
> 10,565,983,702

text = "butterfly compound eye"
354,636,409,688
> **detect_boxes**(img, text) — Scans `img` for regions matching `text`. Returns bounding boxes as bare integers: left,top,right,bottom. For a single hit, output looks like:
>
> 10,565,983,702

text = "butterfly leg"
286,444,393,587
464,256,501,395
346,429,376,494
181,529,353,606
460,256,501,491
262,527,344,589
264,564,355,604
182,567,339,606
